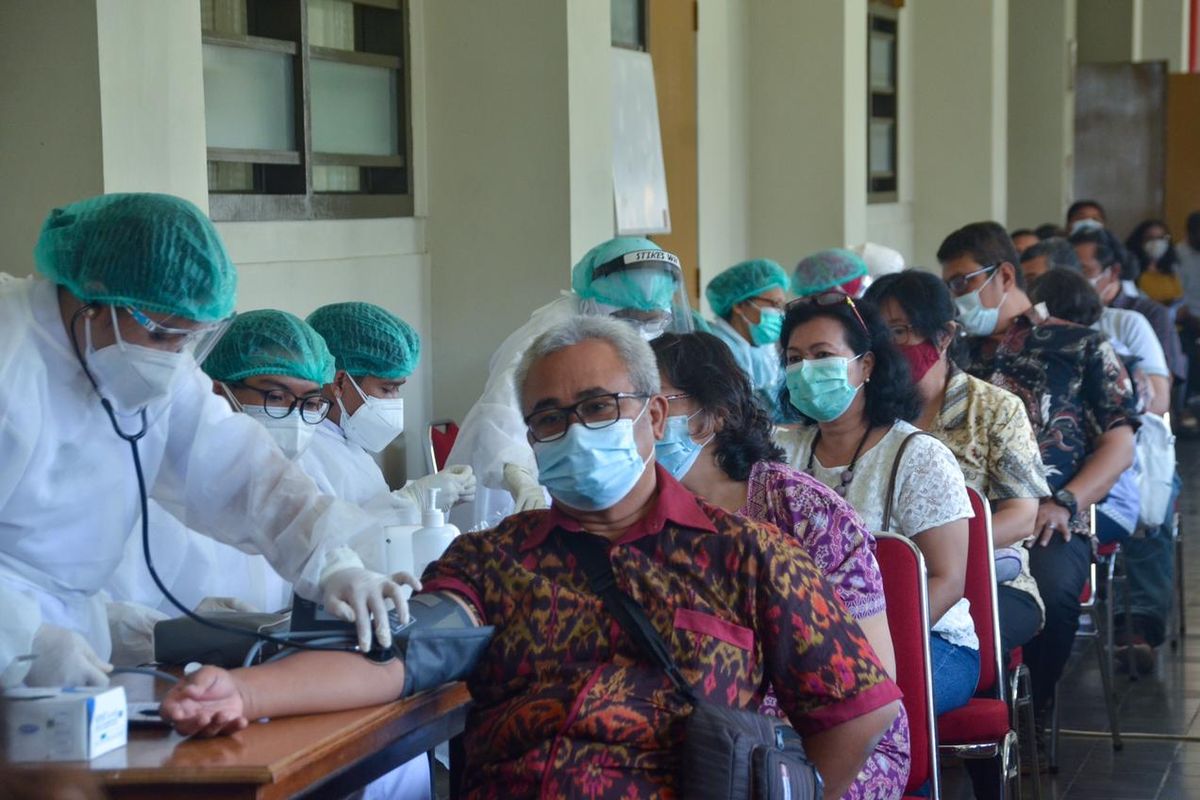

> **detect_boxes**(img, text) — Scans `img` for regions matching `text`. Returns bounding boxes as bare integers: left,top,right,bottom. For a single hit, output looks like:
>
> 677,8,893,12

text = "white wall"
696,0,751,312
1007,0,1076,229
910,0,1010,265
0,0,104,278
1140,0,1189,70
1077,0,1140,62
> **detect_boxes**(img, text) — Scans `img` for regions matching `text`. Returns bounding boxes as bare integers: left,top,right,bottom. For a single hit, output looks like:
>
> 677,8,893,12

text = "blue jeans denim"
1119,471,1183,647
931,633,980,716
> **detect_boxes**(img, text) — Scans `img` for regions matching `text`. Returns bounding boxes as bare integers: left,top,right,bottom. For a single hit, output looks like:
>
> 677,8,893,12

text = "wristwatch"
1052,488,1078,518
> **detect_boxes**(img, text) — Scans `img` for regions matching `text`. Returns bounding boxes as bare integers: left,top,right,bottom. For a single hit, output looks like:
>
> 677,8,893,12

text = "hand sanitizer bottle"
412,487,461,577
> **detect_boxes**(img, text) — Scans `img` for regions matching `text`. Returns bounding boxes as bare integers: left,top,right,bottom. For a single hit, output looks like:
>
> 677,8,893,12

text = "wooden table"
1,674,471,799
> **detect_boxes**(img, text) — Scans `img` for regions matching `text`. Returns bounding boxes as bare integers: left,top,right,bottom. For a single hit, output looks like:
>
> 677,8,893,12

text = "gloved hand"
319,567,422,653
396,466,478,510
503,463,549,511
194,597,261,614
25,624,113,687
107,601,168,667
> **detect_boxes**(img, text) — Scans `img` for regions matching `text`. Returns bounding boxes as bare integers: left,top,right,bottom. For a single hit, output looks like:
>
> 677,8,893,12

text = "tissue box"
2,685,127,762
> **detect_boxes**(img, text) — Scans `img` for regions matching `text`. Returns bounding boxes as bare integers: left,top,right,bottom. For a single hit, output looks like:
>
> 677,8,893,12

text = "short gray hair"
514,315,661,407
1020,237,1079,271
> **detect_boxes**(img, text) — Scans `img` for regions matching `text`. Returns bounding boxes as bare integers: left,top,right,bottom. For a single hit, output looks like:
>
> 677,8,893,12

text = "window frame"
203,0,414,222
867,1,900,204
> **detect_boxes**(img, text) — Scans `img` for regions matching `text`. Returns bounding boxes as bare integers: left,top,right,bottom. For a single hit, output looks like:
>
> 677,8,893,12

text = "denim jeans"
1118,471,1183,647
931,633,980,716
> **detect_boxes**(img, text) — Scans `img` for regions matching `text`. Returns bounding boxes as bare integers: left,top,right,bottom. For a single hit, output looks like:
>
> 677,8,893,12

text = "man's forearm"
991,498,1038,547
235,652,407,720
1064,426,1135,509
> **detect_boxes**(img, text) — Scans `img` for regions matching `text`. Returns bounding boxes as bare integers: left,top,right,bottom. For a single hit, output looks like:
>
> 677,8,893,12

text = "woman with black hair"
864,270,1050,660
1127,219,1184,306
775,292,979,717
651,331,909,800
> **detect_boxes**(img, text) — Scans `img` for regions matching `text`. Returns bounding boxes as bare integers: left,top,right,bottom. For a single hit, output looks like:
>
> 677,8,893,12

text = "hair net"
704,259,789,317
572,237,680,312
34,193,237,322
306,302,420,380
791,248,868,297
203,309,335,386
853,243,905,279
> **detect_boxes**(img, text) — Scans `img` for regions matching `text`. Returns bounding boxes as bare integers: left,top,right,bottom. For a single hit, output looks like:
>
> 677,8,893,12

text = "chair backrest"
427,419,460,473
875,531,940,797
963,487,1004,700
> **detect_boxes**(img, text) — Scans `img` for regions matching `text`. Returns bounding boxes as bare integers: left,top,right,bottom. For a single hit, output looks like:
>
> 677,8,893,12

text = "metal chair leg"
1092,632,1124,751
1049,684,1060,773
1015,666,1043,800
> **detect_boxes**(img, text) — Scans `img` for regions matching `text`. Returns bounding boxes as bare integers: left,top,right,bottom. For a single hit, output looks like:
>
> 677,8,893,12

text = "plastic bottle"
384,500,421,580
412,487,461,577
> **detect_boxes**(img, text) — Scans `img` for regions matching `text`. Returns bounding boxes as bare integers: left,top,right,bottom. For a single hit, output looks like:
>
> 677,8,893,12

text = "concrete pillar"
423,1,613,422
747,0,868,267
1077,0,1140,62
911,0,1009,264
1008,0,1076,228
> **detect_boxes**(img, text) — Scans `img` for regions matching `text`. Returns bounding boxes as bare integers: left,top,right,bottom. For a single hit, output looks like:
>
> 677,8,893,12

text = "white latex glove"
397,466,478,511
25,624,113,687
503,463,549,511
194,596,261,614
319,567,422,653
107,601,168,667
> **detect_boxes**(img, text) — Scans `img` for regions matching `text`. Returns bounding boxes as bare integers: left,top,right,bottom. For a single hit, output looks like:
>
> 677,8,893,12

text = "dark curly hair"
862,268,966,368
1029,267,1104,326
650,332,784,481
778,295,921,426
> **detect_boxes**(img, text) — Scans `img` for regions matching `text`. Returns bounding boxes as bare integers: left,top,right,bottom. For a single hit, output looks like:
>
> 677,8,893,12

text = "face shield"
586,250,694,339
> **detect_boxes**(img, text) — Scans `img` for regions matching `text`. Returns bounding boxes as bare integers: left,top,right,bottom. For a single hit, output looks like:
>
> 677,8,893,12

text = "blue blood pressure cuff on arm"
393,591,494,695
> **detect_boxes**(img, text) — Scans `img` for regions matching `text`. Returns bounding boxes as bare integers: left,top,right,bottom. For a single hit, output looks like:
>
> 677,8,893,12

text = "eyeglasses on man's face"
945,264,998,296
524,392,649,443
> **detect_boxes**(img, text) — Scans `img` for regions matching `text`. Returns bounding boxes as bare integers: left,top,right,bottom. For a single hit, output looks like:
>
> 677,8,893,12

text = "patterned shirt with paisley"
421,465,902,800
963,304,1138,537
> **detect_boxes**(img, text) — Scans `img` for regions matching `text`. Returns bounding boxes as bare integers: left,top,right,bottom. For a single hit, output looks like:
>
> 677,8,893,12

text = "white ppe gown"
708,317,783,419
443,295,578,530
0,276,376,665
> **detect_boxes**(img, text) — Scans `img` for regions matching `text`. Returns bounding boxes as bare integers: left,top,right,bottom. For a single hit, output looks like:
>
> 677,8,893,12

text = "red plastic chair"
934,488,1021,797
875,532,941,799
426,419,459,474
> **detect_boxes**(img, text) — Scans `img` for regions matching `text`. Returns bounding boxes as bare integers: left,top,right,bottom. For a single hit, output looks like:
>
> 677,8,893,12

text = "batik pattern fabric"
964,304,1138,538
421,464,902,800
741,460,909,800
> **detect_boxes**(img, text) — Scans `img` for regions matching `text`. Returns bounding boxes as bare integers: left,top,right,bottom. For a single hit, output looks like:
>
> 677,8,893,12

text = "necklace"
806,425,873,497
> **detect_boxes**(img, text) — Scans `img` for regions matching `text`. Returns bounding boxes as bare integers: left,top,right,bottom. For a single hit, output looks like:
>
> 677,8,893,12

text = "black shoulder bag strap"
564,533,696,702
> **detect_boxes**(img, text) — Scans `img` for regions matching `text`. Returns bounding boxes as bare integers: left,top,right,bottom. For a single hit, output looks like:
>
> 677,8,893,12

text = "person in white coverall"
444,236,693,531
0,193,414,688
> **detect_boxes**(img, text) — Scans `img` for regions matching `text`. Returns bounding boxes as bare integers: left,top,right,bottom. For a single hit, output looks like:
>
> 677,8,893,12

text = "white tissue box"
2,685,127,762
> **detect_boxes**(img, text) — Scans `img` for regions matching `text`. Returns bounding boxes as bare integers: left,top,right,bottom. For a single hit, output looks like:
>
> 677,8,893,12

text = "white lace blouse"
776,420,979,650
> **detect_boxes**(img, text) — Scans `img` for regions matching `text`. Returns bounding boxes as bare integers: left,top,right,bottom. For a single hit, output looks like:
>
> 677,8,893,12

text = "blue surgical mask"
532,402,651,511
740,306,784,346
953,271,1005,336
786,354,864,422
655,412,714,480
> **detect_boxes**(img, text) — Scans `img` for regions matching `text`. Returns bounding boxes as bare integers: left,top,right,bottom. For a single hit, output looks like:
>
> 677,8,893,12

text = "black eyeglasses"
524,392,649,443
229,383,331,424
788,290,868,333
945,264,998,296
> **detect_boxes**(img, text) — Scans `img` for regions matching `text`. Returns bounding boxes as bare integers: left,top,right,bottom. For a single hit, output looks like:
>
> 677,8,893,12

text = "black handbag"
565,534,823,800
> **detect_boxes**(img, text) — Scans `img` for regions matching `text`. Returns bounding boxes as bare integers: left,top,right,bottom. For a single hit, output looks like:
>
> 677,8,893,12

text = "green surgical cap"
34,193,237,322
704,259,789,317
791,248,868,297
571,237,680,312
307,302,420,380
203,309,335,386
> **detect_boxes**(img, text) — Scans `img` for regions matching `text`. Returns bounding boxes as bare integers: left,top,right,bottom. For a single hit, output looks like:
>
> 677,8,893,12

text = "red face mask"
898,340,942,382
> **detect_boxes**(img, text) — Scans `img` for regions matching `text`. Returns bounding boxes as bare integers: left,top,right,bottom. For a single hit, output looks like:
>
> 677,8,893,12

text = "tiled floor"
942,438,1200,799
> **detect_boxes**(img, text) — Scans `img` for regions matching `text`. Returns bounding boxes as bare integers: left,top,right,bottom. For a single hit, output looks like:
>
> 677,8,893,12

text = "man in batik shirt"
939,221,1138,720
160,315,901,800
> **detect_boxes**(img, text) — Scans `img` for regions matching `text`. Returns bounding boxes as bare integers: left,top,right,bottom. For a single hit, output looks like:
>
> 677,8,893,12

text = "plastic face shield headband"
592,250,694,335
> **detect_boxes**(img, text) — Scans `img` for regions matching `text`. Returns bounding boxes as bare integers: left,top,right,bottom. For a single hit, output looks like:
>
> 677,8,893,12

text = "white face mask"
338,375,405,453
242,407,315,459
84,311,187,414
1144,238,1170,262
1070,218,1104,234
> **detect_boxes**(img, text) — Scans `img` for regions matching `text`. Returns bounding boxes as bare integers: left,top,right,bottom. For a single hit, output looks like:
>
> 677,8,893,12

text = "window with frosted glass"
867,5,899,202
200,0,411,220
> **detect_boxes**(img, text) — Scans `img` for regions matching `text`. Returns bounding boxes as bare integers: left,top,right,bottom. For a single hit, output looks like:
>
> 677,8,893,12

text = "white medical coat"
0,276,376,662
708,316,783,418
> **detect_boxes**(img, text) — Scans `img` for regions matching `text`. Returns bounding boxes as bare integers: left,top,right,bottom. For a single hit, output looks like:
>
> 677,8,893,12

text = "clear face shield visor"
588,250,694,339
121,306,235,365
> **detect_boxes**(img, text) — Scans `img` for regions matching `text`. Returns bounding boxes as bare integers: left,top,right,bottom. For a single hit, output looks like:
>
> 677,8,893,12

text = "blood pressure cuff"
394,591,494,695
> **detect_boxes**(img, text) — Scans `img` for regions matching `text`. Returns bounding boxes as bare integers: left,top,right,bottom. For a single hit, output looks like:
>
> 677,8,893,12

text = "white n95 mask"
338,375,405,453
85,313,187,414
243,407,315,459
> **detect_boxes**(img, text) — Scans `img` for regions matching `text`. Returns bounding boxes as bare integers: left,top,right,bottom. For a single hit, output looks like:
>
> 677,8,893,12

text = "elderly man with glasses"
160,314,901,800
938,221,1138,739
